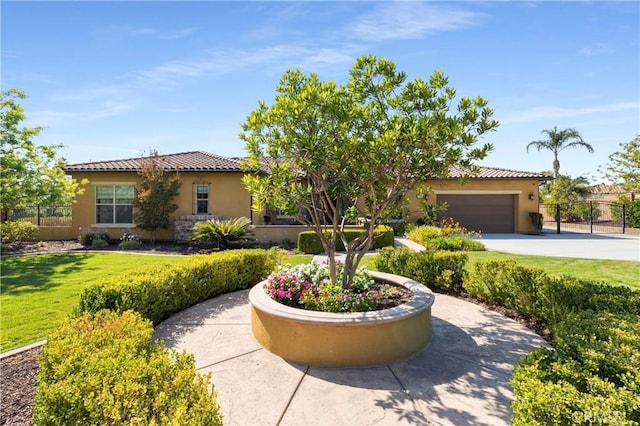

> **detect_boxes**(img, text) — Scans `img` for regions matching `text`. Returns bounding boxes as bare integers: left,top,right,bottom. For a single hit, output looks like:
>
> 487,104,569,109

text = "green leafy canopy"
1,88,86,210
239,55,498,287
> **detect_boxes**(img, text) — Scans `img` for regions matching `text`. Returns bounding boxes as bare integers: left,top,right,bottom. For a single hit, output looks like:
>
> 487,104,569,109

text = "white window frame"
194,183,210,215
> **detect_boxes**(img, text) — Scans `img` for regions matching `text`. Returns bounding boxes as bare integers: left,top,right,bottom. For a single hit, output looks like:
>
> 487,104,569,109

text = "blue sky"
3,1,638,183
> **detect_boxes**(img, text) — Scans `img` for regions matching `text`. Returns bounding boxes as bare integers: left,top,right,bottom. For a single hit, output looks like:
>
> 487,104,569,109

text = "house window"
96,185,134,224
194,184,209,214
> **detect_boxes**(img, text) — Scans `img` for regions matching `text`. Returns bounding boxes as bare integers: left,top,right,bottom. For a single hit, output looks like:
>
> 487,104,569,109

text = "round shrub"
34,310,222,425
0,220,39,243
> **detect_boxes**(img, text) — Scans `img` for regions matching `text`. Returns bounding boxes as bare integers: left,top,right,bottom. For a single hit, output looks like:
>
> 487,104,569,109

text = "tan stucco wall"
68,171,541,241
35,226,74,241
69,171,254,241
406,179,541,234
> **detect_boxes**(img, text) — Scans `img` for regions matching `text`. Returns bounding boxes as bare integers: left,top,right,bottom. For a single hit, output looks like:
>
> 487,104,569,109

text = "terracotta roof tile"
446,165,551,180
587,183,627,194
64,151,244,172
65,151,551,180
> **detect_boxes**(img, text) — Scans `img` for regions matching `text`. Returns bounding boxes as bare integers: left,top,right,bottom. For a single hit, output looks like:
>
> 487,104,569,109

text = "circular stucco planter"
249,271,435,367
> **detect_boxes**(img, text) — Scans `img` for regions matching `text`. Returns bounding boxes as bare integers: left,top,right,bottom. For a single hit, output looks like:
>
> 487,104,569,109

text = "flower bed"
264,263,410,312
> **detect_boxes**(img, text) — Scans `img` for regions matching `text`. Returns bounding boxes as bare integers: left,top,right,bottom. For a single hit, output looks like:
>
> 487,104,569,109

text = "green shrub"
91,238,109,248
34,310,222,425
538,275,640,326
407,224,484,251
0,220,39,243
424,235,485,251
464,260,640,323
77,249,276,324
511,311,640,425
375,247,468,292
296,225,394,254
190,217,255,249
78,230,111,246
464,260,546,318
406,225,443,244
118,239,141,250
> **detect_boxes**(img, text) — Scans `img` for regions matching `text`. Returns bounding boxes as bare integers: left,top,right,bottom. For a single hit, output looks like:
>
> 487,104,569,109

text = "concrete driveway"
478,232,639,262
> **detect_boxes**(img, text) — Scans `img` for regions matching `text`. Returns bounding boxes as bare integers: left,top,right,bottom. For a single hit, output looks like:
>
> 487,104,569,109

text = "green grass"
1,253,183,352
465,251,640,290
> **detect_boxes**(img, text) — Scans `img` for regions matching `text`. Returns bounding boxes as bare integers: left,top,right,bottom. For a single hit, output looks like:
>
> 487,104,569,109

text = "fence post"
555,204,561,234
622,203,626,234
590,201,593,234
37,204,41,226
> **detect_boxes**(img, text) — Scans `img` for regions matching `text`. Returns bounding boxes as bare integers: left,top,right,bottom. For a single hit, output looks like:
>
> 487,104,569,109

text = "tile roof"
446,165,552,180
64,151,551,180
64,151,244,172
587,183,627,194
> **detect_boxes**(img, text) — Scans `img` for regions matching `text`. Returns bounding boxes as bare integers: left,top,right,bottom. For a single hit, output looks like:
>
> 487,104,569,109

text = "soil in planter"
374,283,413,310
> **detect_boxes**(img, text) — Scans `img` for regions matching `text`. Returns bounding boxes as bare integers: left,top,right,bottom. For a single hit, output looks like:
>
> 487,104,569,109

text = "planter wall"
249,271,435,367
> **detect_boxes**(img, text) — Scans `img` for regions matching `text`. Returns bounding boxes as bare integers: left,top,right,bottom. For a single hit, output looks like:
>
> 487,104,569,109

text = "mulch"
0,240,552,425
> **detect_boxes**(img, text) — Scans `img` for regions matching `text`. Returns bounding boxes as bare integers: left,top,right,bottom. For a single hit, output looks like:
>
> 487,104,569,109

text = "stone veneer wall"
174,214,222,242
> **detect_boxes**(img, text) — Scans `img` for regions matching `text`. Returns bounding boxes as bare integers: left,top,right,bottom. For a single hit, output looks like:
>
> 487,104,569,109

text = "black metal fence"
6,205,72,227
540,201,638,234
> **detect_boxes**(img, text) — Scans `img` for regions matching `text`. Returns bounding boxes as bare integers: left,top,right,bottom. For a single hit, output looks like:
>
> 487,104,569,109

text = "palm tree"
526,126,594,178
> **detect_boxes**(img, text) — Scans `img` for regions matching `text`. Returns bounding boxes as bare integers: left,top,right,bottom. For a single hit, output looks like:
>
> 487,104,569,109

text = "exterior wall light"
528,192,535,201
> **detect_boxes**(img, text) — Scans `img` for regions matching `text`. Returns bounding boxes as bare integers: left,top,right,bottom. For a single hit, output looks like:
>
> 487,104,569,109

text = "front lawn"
1,253,183,352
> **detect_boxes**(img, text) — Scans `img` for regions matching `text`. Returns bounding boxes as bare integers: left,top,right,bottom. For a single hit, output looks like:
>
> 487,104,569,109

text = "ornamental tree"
1,88,85,212
133,151,182,242
240,55,498,288
599,135,640,193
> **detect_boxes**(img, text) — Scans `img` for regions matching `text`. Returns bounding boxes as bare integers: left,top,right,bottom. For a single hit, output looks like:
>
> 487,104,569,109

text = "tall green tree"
599,135,640,193
133,151,182,242
541,174,598,222
1,88,84,211
241,55,498,288
526,126,594,178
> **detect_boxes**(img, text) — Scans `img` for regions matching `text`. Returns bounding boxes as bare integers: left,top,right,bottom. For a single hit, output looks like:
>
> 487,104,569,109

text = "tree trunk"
553,158,560,178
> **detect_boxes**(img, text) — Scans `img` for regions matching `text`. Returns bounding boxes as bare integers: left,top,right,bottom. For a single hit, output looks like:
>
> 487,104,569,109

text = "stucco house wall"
67,170,255,241
409,178,542,234
63,151,550,241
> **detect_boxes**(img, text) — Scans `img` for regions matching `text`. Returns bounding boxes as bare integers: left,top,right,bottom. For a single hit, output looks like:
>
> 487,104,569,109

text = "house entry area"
437,194,515,233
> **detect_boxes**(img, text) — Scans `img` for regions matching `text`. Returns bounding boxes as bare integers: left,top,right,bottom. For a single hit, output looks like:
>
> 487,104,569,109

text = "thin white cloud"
349,2,481,42
133,45,359,87
99,25,197,41
579,42,612,56
502,101,639,124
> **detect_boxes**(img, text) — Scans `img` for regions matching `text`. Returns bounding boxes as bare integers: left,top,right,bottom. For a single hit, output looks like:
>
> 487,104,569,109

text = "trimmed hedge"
375,247,468,292
77,249,277,324
464,259,640,325
511,311,640,425
464,259,640,424
297,225,394,254
34,310,222,425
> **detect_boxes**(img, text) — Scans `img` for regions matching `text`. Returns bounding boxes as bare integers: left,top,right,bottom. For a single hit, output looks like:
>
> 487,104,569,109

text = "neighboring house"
583,183,629,202
63,151,551,241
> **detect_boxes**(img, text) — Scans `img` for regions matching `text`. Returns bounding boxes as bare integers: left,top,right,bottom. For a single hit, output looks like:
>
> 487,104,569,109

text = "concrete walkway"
154,290,549,425
151,232,638,425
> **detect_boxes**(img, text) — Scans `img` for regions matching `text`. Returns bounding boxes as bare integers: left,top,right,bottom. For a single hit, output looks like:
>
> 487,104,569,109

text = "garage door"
437,194,515,233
